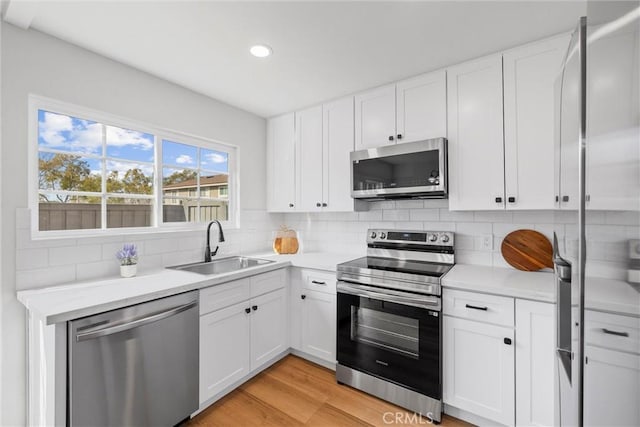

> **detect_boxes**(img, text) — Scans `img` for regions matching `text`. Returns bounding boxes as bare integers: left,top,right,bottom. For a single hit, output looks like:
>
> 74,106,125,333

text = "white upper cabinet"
447,54,505,211
323,97,355,211
266,113,296,212
354,84,397,149
396,70,447,143
355,73,447,150
586,25,640,211
296,106,324,211
503,35,570,210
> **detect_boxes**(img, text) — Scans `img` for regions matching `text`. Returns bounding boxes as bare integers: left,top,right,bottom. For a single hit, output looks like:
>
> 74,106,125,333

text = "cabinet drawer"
250,269,286,297
200,279,251,316
585,311,640,355
303,270,336,294
443,289,514,327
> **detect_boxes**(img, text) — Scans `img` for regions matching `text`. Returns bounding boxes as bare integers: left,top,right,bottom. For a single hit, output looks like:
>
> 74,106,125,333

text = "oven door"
336,282,441,399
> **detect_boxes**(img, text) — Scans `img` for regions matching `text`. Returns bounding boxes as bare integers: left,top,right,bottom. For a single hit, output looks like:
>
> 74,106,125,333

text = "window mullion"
101,123,107,230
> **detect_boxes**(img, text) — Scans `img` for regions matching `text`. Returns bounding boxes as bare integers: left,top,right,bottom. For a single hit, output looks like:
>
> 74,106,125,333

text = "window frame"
28,95,239,239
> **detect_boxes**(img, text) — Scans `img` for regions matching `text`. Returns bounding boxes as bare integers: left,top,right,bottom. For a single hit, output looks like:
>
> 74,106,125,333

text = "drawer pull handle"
301,294,306,300
311,280,326,285
252,305,258,311
602,328,629,337
245,308,251,314
465,304,488,311
504,338,512,345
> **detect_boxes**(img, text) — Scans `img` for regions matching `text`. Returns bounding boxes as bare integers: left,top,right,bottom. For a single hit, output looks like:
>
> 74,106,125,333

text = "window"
31,97,236,235
162,139,230,223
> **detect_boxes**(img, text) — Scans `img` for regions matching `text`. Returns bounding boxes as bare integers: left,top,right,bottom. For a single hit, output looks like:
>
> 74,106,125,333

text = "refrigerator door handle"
554,232,573,383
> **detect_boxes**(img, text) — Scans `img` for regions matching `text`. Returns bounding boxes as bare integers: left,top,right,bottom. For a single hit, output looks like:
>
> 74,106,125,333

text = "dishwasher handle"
76,300,198,342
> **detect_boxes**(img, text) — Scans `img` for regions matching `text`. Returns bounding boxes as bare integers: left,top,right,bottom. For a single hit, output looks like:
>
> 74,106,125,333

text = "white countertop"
443,264,640,317
18,259,291,325
442,264,557,303
17,251,355,325
584,277,640,317
256,251,359,271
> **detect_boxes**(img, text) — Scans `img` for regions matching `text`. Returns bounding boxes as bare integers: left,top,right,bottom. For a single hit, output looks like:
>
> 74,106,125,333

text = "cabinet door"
267,113,296,211
515,300,556,426
301,289,336,363
504,35,570,210
447,55,505,210
586,26,640,211
250,288,287,371
396,69,447,143
323,96,355,211
199,302,251,404
584,345,640,427
296,106,324,211
443,316,515,426
354,84,396,149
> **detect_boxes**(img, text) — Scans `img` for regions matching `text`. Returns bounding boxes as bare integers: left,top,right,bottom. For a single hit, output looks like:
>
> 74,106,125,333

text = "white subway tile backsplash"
605,211,640,226
395,200,424,209
358,210,383,221
382,210,410,222
439,209,474,222
16,248,49,271
16,265,76,289
49,244,102,266
474,211,513,223
393,222,425,231
512,211,554,223
77,260,120,282
493,223,534,237
456,222,492,235
409,209,440,221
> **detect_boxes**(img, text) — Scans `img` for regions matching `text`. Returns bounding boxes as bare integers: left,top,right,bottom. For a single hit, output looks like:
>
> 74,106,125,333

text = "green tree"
163,169,197,186
39,153,92,202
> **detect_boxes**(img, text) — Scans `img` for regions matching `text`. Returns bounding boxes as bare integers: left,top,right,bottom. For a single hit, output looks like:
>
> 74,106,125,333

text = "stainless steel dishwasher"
68,291,199,427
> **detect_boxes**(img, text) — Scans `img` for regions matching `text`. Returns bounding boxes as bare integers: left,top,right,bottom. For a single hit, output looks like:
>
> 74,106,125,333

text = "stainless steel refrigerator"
554,2,640,426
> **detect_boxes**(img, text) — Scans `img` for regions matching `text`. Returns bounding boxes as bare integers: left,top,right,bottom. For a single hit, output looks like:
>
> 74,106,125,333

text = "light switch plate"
481,234,493,251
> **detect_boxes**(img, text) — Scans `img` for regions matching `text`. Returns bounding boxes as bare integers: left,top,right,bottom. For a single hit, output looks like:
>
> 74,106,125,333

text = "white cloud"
204,152,227,164
175,154,194,165
106,126,153,151
106,160,154,178
38,112,153,154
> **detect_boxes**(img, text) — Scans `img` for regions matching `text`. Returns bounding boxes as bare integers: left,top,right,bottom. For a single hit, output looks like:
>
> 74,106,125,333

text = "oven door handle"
337,281,440,311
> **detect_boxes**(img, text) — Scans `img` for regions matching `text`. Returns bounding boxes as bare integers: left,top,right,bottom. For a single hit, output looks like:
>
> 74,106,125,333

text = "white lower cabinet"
584,346,640,427
290,268,337,365
301,289,336,362
443,315,515,426
199,301,251,403
443,290,556,427
199,270,287,405
515,300,556,427
250,288,287,370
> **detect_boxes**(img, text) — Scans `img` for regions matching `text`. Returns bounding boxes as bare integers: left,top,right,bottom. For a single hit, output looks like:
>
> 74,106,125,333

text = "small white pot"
120,264,137,278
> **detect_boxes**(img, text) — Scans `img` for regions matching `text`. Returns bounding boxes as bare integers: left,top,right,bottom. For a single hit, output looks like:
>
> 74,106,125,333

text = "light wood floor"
187,355,472,426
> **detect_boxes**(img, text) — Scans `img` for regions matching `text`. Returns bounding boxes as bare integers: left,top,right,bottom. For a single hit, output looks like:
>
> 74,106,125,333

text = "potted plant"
116,243,138,278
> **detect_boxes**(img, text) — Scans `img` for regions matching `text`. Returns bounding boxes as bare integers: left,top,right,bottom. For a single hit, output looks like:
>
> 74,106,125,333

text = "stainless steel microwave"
350,138,448,200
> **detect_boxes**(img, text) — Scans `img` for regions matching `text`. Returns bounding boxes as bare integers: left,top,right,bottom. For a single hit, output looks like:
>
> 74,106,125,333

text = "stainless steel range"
336,229,455,423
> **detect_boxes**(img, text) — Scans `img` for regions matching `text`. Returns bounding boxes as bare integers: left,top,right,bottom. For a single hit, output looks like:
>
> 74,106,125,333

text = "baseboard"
290,349,336,371
444,404,507,426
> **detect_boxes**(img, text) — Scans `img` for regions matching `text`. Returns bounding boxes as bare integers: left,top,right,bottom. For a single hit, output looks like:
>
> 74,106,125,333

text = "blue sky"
38,110,229,178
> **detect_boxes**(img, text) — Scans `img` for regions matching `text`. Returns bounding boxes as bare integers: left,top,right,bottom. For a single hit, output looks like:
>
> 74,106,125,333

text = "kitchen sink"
168,256,274,275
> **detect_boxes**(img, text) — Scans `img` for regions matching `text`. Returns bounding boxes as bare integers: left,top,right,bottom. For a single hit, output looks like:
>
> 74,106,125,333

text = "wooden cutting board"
501,229,553,271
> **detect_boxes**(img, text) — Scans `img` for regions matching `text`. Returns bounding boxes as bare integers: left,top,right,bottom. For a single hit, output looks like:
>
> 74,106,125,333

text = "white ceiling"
4,1,586,118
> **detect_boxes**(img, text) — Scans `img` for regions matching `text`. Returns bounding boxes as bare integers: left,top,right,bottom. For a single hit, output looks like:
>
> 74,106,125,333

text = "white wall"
0,23,277,426
0,16,4,426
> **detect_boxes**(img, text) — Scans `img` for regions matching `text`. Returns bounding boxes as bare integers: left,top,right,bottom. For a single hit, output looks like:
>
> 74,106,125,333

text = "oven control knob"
370,231,377,239
429,234,438,242
441,235,450,243
380,232,386,239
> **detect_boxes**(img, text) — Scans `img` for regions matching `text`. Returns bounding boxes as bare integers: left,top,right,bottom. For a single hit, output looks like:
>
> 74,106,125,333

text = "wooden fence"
39,201,228,231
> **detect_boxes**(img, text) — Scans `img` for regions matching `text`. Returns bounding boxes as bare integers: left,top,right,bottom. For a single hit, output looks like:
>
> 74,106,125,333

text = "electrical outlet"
481,234,494,251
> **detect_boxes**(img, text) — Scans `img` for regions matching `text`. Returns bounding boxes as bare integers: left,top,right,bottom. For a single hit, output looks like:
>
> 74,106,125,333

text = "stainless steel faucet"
204,220,225,262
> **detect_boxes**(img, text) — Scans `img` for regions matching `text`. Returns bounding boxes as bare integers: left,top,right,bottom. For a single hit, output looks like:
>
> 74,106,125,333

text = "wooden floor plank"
189,355,474,427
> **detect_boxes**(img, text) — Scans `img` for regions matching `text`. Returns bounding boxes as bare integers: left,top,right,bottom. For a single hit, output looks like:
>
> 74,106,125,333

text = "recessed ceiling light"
250,44,272,58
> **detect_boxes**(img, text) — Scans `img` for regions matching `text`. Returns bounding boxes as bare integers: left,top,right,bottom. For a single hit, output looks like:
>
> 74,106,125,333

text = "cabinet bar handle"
311,280,326,285
562,196,569,202
495,197,503,203
602,328,629,337
316,202,321,207
245,307,251,314
508,197,516,203
388,135,394,141
252,305,258,311
397,134,403,140
301,295,306,300
465,304,488,311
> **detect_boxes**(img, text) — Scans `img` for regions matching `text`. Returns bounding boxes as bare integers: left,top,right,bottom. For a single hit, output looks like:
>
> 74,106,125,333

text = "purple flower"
116,243,138,266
